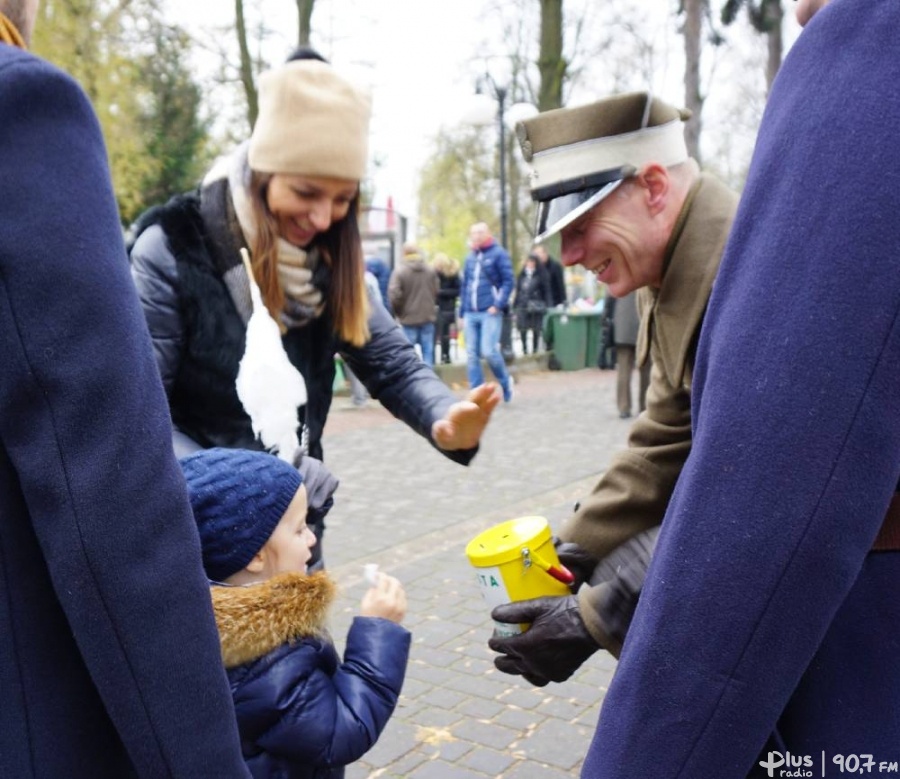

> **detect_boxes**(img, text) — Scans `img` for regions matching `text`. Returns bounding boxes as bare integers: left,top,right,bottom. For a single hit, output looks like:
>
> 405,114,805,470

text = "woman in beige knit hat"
129,48,500,569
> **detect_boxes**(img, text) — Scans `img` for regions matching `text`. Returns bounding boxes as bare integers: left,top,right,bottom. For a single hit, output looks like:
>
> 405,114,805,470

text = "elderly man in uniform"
578,0,900,776
488,93,739,675
496,0,900,775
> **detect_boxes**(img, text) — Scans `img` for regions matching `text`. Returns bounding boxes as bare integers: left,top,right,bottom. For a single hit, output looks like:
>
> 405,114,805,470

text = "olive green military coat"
559,173,739,645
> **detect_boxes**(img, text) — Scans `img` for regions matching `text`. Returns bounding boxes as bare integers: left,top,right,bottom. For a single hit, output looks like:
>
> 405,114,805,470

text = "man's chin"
606,280,637,298
796,0,828,26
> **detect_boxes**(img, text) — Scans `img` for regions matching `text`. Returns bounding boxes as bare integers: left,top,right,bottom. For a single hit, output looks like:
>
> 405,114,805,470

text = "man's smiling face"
559,179,668,298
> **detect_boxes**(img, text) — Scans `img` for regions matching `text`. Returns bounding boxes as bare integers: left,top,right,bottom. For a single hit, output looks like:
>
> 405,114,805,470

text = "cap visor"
533,180,624,244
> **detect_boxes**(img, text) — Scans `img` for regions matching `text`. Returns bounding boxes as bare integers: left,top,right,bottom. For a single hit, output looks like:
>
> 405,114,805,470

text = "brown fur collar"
211,571,336,668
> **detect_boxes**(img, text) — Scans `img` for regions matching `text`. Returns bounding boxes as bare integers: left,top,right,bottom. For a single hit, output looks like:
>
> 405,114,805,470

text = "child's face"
259,485,316,576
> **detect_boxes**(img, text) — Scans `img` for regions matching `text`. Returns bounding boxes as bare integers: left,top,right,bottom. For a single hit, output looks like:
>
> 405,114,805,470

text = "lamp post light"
464,72,537,252
488,78,509,249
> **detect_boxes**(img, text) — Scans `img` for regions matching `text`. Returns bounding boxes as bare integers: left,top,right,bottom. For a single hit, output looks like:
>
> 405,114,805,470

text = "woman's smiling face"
266,174,358,248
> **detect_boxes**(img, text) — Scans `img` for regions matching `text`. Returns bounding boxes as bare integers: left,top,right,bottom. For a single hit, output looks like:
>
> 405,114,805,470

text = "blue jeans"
464,311,511,399
402,322,435,366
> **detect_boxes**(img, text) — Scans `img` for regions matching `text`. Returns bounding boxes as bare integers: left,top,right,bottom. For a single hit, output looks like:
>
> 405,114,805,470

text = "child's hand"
360,573,407,624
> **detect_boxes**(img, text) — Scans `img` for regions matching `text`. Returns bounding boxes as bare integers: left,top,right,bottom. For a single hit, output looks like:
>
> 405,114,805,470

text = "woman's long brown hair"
248,171,370,347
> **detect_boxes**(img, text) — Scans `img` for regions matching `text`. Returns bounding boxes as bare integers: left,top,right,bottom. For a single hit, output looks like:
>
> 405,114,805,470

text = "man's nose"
560,237,583,267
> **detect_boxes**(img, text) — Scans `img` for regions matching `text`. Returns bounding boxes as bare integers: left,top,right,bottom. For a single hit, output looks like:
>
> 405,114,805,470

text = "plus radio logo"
759,751,814,777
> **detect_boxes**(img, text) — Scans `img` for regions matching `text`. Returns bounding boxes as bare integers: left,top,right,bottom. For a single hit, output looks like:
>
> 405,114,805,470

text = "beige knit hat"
248,59,372,180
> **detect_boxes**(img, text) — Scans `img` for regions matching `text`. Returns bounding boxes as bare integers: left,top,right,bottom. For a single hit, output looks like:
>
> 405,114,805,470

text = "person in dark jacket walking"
433,252,461,364
459,222,515,402
513,253,551,354
0,2,250,776
181,448,410,779
532,244,567,308
388,242,439,366
130,53,499,567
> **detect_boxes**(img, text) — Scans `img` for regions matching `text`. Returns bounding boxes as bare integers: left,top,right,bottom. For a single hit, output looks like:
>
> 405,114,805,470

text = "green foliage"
417,127,499,262
132,23,211,219
31,0,211,225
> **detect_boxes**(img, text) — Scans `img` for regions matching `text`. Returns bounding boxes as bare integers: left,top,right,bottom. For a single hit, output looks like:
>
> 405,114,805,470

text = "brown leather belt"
872,493,900,551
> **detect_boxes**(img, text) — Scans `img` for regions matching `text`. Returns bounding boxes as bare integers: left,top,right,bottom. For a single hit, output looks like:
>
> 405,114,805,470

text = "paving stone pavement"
321,366,635,778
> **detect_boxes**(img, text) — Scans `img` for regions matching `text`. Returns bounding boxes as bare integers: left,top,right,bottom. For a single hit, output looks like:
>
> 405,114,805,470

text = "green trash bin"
333,355,346,392
583,312,604,369
545,311,589,371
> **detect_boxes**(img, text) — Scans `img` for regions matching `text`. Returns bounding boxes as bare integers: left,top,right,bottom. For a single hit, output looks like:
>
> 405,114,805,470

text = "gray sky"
168,0,802,231
168,0,499,222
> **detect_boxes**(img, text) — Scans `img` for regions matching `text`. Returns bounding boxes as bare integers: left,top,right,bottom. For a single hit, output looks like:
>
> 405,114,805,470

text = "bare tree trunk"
537,0,565,111
235,0,258,129
296,0,315,48
765,0,783,94
682,0,704,164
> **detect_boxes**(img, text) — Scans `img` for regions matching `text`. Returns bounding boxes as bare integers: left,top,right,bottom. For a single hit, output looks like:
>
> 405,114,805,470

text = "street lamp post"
464,71,537,361
492,80,509,250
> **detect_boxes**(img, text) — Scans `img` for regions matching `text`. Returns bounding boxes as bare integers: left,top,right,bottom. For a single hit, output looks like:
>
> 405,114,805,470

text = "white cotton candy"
235,249,308,463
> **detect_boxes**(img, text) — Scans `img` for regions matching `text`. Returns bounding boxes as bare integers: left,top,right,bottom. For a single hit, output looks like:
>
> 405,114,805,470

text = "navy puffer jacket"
213,572,410,778
459,240,514,316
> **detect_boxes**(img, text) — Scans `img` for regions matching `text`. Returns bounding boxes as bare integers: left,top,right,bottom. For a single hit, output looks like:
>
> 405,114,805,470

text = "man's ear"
635,164,670,215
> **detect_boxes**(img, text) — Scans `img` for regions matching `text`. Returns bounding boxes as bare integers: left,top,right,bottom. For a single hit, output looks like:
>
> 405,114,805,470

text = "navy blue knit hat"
180,448,303,582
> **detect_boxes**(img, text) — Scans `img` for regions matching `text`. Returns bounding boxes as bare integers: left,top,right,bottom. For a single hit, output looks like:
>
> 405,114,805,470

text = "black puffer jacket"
130,176,474,464
437,272,461,315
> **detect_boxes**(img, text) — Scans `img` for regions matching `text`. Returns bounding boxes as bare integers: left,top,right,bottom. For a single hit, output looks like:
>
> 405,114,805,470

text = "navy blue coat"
0,46,249,778
583,2,900,776
213,573,409,778
459,240,515,316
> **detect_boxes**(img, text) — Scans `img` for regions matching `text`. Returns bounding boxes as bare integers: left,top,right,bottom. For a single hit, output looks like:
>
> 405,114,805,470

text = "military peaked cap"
516,92,691,242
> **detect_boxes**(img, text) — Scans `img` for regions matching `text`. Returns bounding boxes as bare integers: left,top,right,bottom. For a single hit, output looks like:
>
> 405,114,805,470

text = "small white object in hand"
363,563,379,586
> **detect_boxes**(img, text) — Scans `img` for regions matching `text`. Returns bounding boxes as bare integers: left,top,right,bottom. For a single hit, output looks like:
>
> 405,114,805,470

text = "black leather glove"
553,539,599,591
488,595,600,687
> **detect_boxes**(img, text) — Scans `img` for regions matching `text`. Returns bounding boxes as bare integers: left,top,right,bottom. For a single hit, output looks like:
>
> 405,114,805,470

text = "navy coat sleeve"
0,52,249,777
583,5,900,776
234,617,410,768
341,288,477,465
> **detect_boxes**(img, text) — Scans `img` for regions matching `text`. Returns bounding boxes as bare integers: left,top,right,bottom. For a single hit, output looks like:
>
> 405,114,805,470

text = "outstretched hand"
431,383,501,451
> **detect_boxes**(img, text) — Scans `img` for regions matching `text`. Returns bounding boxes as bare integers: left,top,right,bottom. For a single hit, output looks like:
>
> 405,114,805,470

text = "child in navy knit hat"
180,447,409,779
